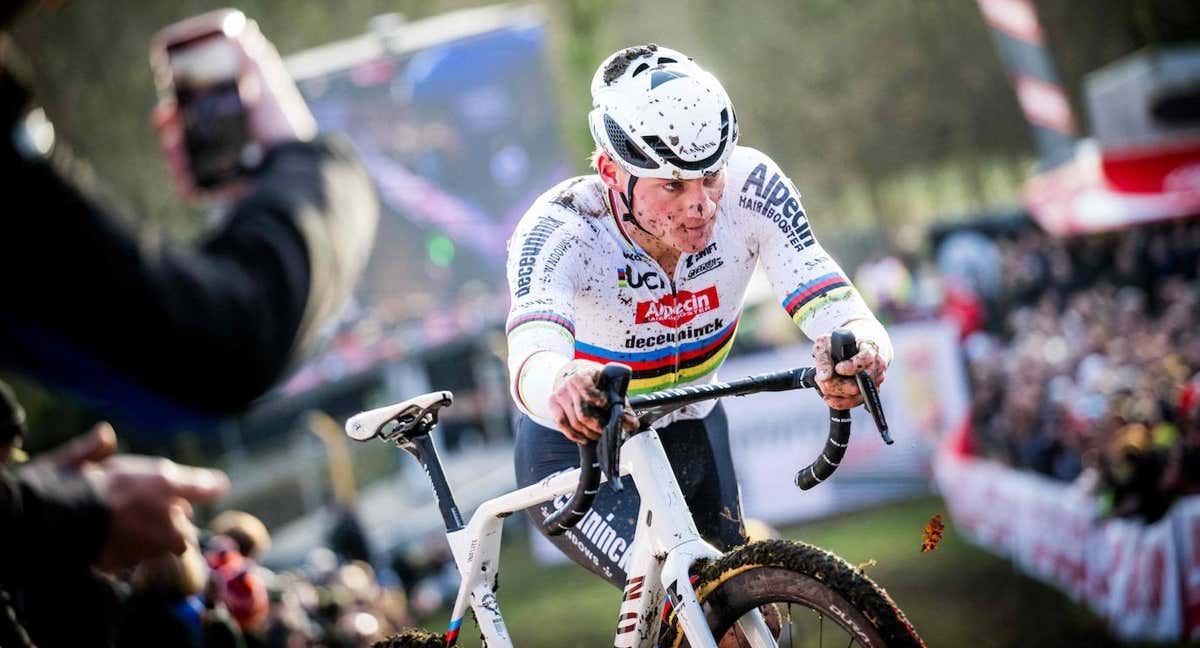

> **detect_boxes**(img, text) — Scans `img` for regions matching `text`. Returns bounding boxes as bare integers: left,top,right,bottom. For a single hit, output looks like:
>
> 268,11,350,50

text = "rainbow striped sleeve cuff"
782,273,856,325
506,311,576,338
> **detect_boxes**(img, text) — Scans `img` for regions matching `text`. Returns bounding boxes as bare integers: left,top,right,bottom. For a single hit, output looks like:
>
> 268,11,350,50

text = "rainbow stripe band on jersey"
506,311,576,338
574,318,739,395
782,273,855,325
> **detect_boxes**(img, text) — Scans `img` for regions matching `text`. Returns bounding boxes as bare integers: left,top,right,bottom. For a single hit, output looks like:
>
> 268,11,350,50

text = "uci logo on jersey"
617,265,664,290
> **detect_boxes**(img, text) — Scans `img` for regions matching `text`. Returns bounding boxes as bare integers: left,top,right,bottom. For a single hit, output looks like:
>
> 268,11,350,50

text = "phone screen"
168,34,250,188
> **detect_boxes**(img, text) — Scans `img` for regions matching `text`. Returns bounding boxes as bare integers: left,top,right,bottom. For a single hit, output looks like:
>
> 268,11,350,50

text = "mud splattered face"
630,170,725,254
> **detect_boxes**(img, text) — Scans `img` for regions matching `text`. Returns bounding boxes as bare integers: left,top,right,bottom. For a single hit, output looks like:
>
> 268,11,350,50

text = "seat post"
398,429,465,533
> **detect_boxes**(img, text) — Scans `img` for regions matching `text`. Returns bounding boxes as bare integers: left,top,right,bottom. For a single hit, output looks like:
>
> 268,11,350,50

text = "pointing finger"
167,466,230,503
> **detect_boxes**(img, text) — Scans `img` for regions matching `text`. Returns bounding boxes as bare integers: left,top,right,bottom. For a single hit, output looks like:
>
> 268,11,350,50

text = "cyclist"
507,44,892,588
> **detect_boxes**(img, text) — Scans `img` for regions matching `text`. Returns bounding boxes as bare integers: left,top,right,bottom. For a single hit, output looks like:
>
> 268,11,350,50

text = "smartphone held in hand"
152,10,257,189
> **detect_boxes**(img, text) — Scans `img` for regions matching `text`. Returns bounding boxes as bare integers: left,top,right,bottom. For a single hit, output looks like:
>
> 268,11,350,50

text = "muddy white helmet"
588,44,738,180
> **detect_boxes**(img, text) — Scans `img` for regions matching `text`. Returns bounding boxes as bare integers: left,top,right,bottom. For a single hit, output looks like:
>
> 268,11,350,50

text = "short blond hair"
588,147,604,172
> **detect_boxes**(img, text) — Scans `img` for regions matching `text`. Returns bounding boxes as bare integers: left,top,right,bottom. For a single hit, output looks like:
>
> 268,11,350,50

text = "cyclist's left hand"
811,335,888,410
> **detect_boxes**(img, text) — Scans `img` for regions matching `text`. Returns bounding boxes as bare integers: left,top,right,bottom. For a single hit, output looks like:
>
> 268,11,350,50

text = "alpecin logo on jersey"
635,286,719,326
740,162,815,250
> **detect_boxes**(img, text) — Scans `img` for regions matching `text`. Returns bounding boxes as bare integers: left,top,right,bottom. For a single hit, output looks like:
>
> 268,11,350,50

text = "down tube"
443,469,592,648
613,506,667,648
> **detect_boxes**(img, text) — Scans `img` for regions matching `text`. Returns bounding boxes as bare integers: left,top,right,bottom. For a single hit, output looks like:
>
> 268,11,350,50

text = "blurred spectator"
854,255,915,324
329,503,374,565
936,230,1002,302
118,539,244,648
211,510,273,562
207,534,270,638
0,391,230,646
153,516,434,648
3,2,377,639
1,5,379,428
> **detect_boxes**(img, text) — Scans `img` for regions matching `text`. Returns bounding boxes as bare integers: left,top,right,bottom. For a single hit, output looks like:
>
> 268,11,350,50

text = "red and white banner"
1024,141,1200,237
1177,497,1200,639
1107,516,1180,640
937,450,1195,641
1102,140,1200,194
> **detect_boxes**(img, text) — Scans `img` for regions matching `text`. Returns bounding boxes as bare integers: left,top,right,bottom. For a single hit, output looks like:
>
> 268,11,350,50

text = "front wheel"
660,539,925,648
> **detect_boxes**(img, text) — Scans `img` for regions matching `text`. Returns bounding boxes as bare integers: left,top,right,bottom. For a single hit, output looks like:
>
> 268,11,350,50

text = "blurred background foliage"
5,0,1198,446
12,0,1199,244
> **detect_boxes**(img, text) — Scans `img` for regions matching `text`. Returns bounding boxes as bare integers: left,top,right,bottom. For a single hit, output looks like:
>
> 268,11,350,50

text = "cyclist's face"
630,169,726,254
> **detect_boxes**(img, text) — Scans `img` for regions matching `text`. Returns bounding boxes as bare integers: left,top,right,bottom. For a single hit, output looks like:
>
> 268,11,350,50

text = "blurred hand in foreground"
35,423,230,572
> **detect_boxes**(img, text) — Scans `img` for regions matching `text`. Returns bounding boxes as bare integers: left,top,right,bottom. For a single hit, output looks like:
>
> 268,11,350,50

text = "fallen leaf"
921,514,944,553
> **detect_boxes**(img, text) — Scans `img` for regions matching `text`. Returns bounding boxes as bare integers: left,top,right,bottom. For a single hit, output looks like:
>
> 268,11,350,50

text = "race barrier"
936,450,1200,642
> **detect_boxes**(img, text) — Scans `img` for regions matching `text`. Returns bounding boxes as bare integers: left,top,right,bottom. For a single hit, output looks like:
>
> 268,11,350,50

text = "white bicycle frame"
436,426,776,648
348,360,851,647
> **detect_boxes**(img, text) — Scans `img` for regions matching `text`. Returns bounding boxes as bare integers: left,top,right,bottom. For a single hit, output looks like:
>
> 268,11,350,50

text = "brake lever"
830,329,892,445
599,404,625,492
595,364,632,492
856,371,892,444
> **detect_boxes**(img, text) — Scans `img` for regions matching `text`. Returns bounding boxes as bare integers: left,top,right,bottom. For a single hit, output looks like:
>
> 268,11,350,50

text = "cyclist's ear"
596,153,627,192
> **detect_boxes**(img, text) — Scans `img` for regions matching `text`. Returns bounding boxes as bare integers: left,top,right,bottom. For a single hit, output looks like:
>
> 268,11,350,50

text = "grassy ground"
416,497,1190,647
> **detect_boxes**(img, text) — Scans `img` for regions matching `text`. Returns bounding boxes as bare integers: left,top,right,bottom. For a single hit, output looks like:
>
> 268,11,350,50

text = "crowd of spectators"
112,508,462,648
955,217,1200,522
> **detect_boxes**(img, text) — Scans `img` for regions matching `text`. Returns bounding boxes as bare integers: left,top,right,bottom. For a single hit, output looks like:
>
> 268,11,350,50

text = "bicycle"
346,330,926,647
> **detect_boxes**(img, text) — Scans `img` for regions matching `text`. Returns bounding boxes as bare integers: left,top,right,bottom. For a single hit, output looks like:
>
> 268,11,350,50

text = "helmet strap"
619,175,655,238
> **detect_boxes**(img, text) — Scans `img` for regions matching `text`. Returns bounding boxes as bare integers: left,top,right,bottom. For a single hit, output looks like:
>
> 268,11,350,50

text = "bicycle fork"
616,430,777,648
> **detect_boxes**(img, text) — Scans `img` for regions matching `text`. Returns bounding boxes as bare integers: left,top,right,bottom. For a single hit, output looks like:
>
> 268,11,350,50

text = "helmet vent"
603,114,659,169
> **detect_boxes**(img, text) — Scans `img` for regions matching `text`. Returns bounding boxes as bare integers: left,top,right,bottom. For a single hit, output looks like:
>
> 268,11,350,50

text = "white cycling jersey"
505,146,890,429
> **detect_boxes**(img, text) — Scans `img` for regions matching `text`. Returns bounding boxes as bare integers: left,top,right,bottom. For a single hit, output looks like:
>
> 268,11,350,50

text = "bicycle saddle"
345,391,453,442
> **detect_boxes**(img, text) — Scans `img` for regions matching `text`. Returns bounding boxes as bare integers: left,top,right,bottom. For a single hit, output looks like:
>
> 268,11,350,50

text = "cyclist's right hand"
549,360,637,444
